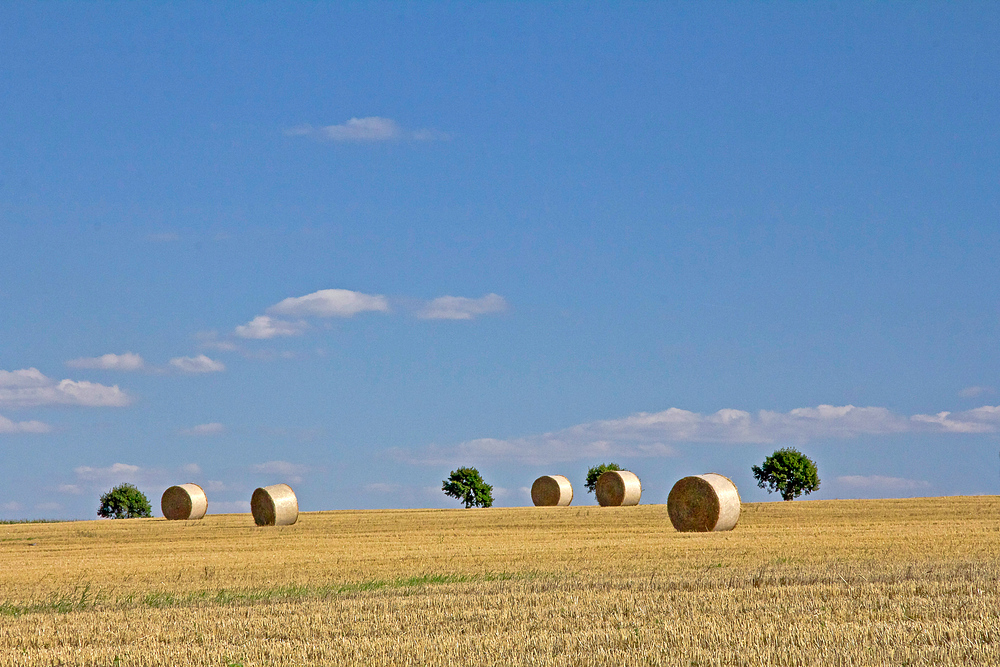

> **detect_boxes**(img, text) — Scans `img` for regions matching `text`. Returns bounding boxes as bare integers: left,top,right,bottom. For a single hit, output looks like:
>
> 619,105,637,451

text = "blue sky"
2,3,999,519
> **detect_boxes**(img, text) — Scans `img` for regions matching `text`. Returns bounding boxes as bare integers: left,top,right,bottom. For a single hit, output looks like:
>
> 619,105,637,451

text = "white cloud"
365,482,402,494
206,480,226,492
66,352,145,372
490,486,530,501
417,293,507,320
253,460,308,483
181,463,202,475
180,423,225,436
268,289,390,318
321,116,401,141
234,289,388,341
58,484,83,495
396,403,1000,466
202,340,239,352
960,386,995,398
0,413,51,433
287,117,400,141
194,331,240,352
837,475,932,492
169,355,225,373
285,117,447,142
75,462,142,482
2,501,23,512
0,368,131,408
909,410,996,433
234,315,308,339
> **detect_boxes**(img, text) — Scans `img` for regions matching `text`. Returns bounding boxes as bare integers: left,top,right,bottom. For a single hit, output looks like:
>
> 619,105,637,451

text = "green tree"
97,483,152,519
751,448,820,501
584,462,622,494
442,467,494,509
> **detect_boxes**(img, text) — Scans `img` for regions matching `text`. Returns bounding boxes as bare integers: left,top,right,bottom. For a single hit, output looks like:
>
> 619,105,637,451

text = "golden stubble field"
2,497,1000,666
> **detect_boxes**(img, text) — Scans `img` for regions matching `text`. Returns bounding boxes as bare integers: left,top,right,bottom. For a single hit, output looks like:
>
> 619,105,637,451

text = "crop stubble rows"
1,498,999,665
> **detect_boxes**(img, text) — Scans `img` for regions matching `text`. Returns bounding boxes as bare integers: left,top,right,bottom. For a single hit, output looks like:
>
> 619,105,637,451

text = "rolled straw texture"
531,475,574,506
667,473,741,532
251,483,299,526
160,483,208,521
595,470,642,507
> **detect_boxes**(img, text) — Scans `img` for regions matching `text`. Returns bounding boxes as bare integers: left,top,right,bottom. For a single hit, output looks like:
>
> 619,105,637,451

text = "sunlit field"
2,497,999,666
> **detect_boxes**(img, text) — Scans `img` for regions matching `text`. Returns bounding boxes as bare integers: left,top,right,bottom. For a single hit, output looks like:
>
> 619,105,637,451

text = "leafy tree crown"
97,483,153,519
751,448,820,501
584,463,622,494
442,467,494,509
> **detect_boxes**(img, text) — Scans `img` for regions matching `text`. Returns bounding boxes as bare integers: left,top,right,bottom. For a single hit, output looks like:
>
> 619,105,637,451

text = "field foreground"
1,497,999,666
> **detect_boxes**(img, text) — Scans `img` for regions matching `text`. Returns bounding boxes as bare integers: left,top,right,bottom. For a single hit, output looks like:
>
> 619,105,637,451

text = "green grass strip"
0,571,542,617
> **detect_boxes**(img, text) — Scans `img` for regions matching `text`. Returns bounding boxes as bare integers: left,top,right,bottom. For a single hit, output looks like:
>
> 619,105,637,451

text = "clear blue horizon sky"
2,2,999,519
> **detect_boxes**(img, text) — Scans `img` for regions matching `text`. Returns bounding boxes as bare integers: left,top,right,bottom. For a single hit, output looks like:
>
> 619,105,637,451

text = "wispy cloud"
74,462,143,483
395,404,1000,466
252,460,308,483
66,352,145,372
417,293,507,320
0,368,131,408
230,288,505,345
0,413,51,434
234,289,389,339
960,386,995,398
234,315,308,339
180,423,225,436
837,475,931,491
284,117,447,143
169,355,225,373
836,475,932,492
268,289,390,318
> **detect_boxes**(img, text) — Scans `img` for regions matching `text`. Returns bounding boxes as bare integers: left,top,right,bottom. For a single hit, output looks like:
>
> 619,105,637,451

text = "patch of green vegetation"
0,571,543,617
0,584,94,616
0,518,70,525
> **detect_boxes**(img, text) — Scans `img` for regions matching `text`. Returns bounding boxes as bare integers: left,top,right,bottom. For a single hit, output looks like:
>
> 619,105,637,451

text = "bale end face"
595,470,642,507
161,483,208,521
531,475,573,506
667,473,740,532
251,483,299,526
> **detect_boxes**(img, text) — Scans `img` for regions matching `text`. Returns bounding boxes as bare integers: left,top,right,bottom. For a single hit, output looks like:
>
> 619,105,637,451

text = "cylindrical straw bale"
531,475,574,506
160,483,208,521
595,470,642,507
667,473,741,532
251,483,299,526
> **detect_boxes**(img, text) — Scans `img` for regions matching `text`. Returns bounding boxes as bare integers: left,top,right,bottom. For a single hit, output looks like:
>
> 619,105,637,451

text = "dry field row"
1,497,999,665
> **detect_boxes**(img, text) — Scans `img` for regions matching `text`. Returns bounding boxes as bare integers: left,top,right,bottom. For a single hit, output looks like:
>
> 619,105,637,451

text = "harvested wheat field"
2,496,1000,666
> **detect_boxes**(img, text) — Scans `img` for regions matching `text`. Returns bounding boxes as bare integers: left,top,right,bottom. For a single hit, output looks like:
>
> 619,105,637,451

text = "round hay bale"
595,470,642,507
251,483,298,526
531,475,574,506
160,483,208,521
667,473,741,532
